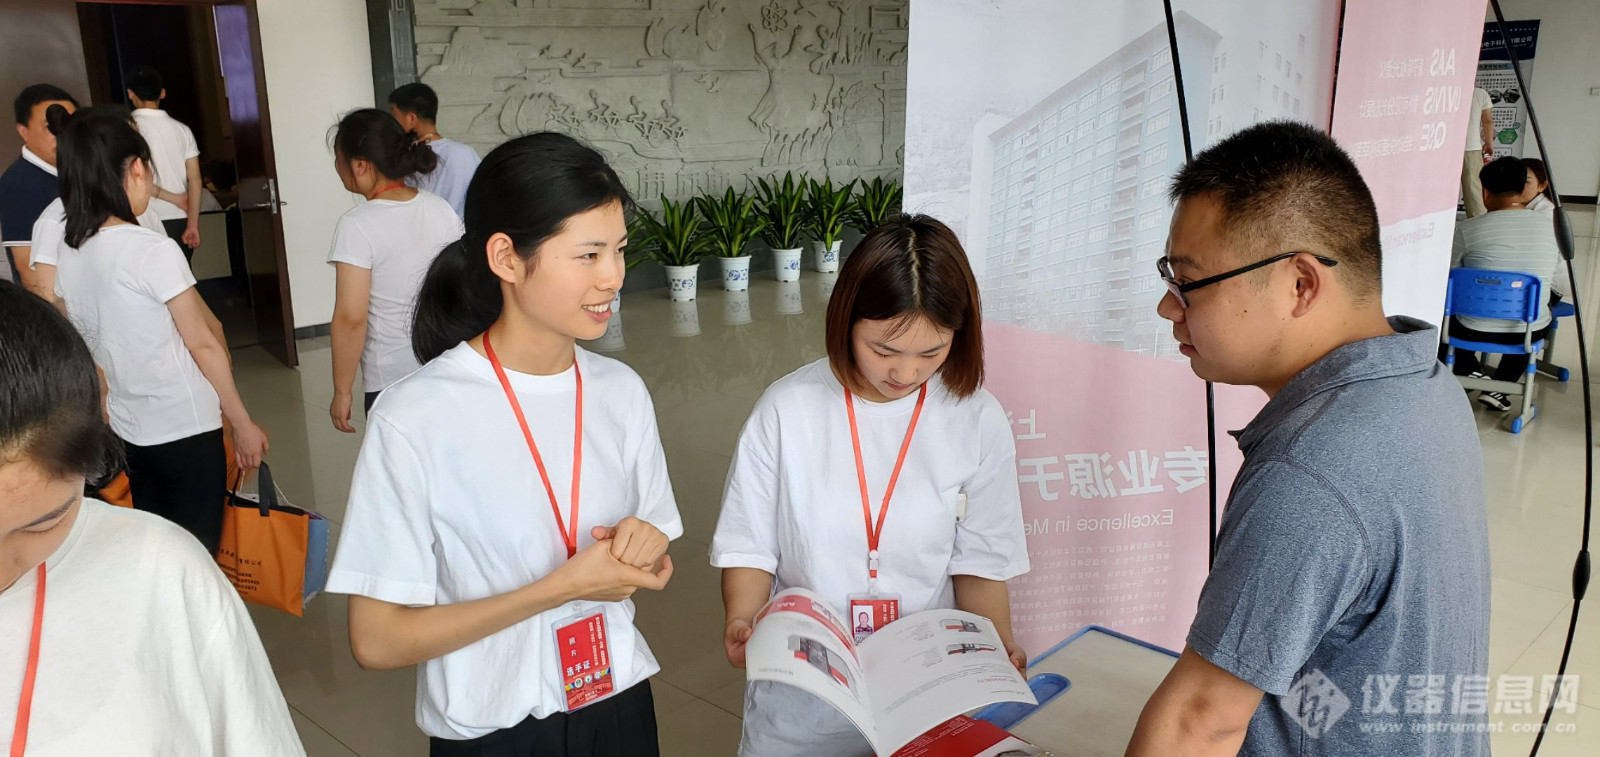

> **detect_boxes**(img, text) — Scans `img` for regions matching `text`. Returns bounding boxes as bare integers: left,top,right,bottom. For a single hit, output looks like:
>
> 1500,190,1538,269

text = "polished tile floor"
235,218,1600,755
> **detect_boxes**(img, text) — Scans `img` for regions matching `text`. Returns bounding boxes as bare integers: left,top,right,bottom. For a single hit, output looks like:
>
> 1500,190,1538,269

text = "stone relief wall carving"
412,0,906,207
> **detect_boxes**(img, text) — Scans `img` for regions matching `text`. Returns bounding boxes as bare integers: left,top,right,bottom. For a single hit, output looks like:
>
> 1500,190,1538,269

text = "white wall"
256,0,372,329
1492,0,1600,198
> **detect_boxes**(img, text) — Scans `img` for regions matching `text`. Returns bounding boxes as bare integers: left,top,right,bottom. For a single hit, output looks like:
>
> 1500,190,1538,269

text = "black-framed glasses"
1156,252,1340,308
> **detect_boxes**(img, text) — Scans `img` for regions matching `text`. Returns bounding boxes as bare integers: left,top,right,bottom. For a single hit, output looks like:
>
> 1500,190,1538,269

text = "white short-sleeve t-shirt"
412,138,481,218
52,224,220,445
327,190,462,392
130,109,200,221
711,359,1031,621
326,343,683,740
0,501,304,756
1466,87,1493,152
27,198,165,270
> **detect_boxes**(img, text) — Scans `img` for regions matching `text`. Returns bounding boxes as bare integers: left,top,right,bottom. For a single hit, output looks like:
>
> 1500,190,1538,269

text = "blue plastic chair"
1442,268,1547,433
1537,300,1576,382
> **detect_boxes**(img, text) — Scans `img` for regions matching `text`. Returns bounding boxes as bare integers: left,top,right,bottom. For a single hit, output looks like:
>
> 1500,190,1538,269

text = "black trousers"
1440,317,1553,382
364,390,381,413
429,681,659,757
123,428,227,553
161,218,195,262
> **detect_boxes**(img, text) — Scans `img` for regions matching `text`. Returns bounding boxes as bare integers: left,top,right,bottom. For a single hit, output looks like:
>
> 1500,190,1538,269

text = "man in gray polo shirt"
1127,121,1490,756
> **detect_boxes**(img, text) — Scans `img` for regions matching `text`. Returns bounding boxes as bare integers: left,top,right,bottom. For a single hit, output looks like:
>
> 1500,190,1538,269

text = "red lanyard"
366,182,407,200
844,384,927,583
10,564,45,757
483,332,584,559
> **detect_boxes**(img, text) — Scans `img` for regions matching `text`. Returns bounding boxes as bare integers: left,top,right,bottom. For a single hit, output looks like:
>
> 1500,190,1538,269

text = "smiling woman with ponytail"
326,132,684,756
47,105,269,554
325,107,460,432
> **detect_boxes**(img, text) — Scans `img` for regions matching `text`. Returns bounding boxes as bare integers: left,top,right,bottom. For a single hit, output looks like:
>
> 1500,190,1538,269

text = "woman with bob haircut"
711,213,1030,757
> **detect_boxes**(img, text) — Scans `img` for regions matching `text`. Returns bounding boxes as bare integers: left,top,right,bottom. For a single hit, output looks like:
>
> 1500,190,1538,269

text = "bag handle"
227,461,277,517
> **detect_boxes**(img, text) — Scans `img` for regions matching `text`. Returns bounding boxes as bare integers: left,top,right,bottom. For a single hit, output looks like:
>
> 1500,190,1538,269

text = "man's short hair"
1480,156,1528,197
388,82,439,122
13,83,77,125
1169,120,1382,300
124,65,163,102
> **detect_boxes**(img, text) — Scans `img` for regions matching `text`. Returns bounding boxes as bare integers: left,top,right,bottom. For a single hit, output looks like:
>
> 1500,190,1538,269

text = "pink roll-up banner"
904,0,1486,656
1329,0,1493,324
905,0,1345,655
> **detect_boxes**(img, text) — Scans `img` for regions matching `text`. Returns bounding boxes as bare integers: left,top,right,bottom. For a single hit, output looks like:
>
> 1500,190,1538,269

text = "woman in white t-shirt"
0,281,303,756
712,214,1031,757
326,108,463,432
326,132,681,756
47,106,269,554
24,106,190,307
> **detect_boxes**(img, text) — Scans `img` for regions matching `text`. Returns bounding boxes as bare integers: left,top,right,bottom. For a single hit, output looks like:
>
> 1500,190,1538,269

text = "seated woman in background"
0,280,304,756
1521,157,1556,214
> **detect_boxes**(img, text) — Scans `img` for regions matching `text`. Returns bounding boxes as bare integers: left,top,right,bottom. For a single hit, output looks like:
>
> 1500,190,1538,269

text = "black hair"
332,108,438,181
124,65,164,103
387,82,439,122
1481,155,1529,197
1170,120,1382,300
13,83,77,126
50,104,152,248
1523,157,1555,202
412,132,632,363
0,281,121,486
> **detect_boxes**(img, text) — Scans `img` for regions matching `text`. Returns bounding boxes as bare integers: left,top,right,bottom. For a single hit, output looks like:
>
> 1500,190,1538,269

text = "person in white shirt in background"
26,105,198,308
326,108,462,432
325,132,680,757
388,82,481,218
1461,87,1494,218
125,65,203,260
0,280,303,757
712,214,1031,757
46,105,268,554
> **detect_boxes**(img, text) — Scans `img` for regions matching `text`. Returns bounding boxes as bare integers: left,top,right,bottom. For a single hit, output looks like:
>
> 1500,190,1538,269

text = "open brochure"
745,588,1038,756
891,716,1044,757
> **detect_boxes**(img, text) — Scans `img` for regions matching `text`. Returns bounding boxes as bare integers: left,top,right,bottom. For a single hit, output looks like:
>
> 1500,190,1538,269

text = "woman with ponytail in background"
47,106,267,554
325,132,681,756
327,108,462,431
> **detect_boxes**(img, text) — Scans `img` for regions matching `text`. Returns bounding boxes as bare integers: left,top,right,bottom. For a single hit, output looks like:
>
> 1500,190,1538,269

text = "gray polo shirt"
1188,317,1490,756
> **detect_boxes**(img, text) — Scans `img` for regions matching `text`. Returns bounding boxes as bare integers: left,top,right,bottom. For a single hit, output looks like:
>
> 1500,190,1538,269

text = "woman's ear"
484,232,524,285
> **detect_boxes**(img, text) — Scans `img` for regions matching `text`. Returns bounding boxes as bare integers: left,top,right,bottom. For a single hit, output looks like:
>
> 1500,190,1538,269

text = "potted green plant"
754,171,808,282
696,187,769,293
634,194,710,301
847,176,903,234
805,176,857,273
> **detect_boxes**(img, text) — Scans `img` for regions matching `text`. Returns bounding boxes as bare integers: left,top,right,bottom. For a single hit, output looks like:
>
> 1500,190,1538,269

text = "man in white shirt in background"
387,82,480,217
126,65,203,260
1460,86,1494,218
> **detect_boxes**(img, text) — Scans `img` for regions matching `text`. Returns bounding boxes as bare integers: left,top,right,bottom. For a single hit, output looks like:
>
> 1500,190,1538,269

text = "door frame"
85,0,298,366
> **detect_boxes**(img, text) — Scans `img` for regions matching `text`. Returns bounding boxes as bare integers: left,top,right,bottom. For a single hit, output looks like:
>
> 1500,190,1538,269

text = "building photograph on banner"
904,0,1340,655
